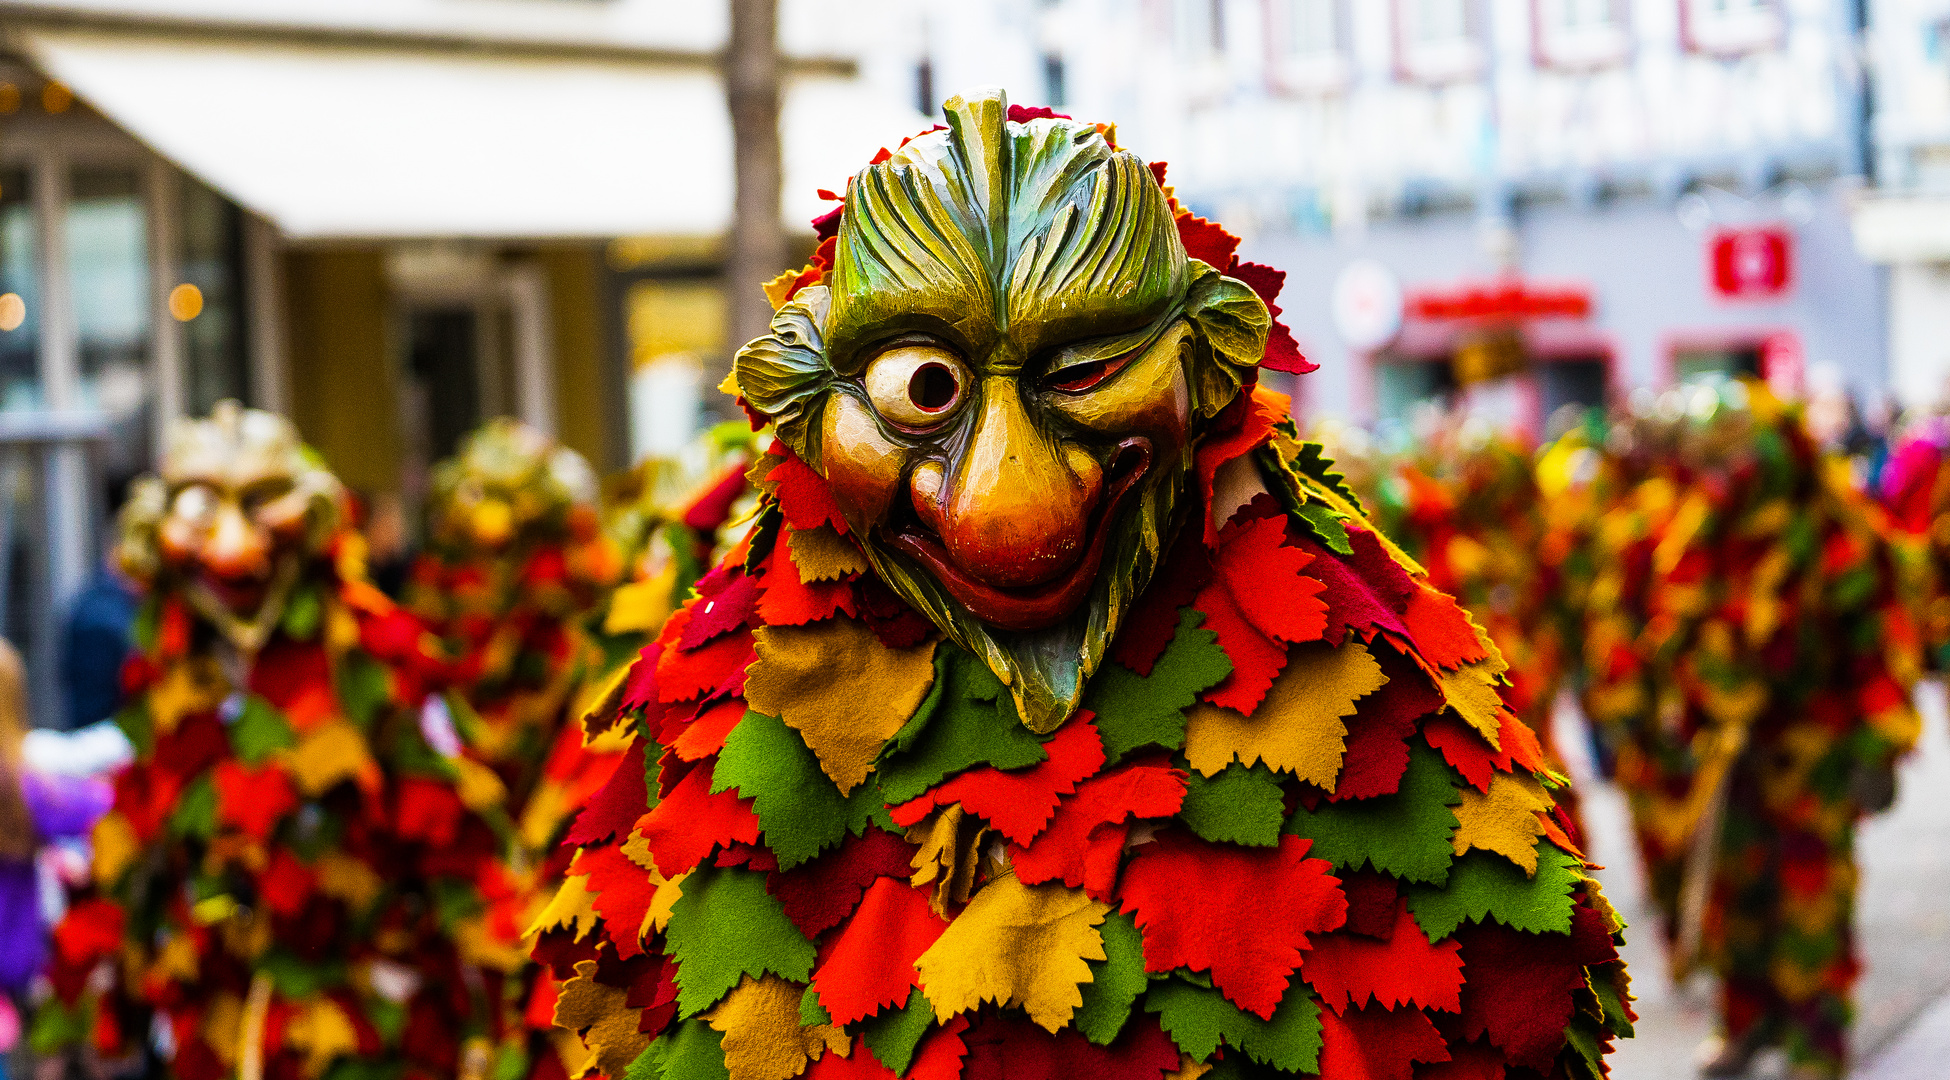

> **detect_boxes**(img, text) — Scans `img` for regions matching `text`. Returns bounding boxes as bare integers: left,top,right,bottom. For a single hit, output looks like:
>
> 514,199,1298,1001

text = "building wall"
540,244,614,471
1888,262,1950,408
282,248,402,497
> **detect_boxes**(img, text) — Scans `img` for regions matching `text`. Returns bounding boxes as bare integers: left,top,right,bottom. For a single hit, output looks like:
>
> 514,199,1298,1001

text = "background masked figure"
39,403,505,1080
531,93,1632,1080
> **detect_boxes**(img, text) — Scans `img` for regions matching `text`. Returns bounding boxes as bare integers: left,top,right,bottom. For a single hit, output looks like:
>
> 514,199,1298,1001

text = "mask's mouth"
194,565,274,618
887,439,1151,632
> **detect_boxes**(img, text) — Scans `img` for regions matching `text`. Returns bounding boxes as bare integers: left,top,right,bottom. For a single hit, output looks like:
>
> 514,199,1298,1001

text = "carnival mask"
428,418,600,555
120,401,343,653
733,90,1270,731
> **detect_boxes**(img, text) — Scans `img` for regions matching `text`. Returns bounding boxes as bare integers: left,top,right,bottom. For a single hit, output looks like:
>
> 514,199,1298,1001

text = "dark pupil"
908,363,959,412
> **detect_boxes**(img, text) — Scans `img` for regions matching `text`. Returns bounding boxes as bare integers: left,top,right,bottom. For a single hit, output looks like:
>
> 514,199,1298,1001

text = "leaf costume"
533,93,1631,1080
41,404,503,1080
1569,384,1920,1077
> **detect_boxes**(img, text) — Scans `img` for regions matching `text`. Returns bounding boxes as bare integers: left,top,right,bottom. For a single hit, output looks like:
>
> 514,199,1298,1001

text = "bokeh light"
0,293,25,332
168,283,204,322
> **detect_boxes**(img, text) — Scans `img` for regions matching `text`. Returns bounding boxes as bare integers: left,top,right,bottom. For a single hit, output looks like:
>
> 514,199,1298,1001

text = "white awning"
20,27,925,240
1852,194,1950,264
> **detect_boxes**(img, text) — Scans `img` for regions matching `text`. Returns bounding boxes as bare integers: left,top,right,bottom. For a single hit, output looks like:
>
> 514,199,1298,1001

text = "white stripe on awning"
22,28,924,240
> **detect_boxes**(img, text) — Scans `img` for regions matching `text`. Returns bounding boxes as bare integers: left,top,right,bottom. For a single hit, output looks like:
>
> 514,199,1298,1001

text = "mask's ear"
1182,260,1271,419
731,286,835,460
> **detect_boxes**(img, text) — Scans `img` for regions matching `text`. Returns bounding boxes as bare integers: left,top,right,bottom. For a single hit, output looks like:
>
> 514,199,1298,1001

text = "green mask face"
734,89,1270,732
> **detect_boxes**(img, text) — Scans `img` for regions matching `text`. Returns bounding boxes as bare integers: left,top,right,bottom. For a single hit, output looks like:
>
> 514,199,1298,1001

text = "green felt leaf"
799,984,833,1028
1405,844,1582,941
488,1040,529,1080
365,996,406,1044
281,583,323,641
1279,441,1365,512
888,649,952,756
876,649,1047,805
1591,961,1636,1040
623,1041,665,1080
1562,1012,1608,1080
1294,503,1354,556
26,994,89,1054
1144,976,1322,1072
861,987,936,1077
665,865,817,1017
655,1018,730,1080
335,652,394,730
1282,743,1461,884
229,696,296,766
1178,762,1284,847
1086,609,1232,762
260,950,347,999
321,1060,405,1080
713,711,876,869
169,774,218,841
430,878,484,929
1075,910,1148,1045
114,699,154,759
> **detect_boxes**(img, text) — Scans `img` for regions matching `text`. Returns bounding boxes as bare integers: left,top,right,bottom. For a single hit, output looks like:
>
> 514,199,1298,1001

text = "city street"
1558,683,1950,1080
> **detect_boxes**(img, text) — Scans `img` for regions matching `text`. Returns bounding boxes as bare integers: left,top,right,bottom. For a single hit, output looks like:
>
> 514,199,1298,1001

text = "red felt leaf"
248,640,332,715
1110,530,1212,676
807,1019,971,1080
1401,588,1489,671
1007,104,1070,122
1299,538,1410,648
1337,870,1399,940
769,826,918,939
655,619,754,705
679,571,760,650
1329,646,1443,802
1120,831,1346,1019
1413,1039,1508,1080
961,1014,1182,1080
757,546,858,627
853,578,935,650
770,451,850,536
395,777,465,847
1192,389,1284,548
259,849,319,919
1423,714,1528,795
1228,262,1316,374
53,898,124,965
672,699,750,763
213,760,300,841
1497,709,1548,776
636,758,761,878
683,465,750,533
1302,900,1464,1015
566,739,648,847
619,642,663,717
582,843,658,959
1453,905,1618,1071
890,719,1106,845
1175,213,1241,271
1010,756,1187,901
1317,1003,1452,1080
1195,515,1328,714
152,713,229,784
812,878,950,1026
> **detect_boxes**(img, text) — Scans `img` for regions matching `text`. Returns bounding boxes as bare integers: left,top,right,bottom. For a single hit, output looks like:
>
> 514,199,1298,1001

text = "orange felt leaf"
889,719,1106,845
1400,588,1491,671
812,877,950,1026
1301,900,1464,1015
213,760,300,841
758,546,858,626
674,699,754,762
1119,831,1346,1019
638,760,762,877
768,451,851,536
1192,389,1286,547
1009,757,1188,901
1195,515,1329,713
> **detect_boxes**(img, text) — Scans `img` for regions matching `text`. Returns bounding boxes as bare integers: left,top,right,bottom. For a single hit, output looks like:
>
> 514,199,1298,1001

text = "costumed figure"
40,403,503,1080
1577,382,1920,1079
404,420,631,1080
1874,421,1950,671
531,92,1631,1080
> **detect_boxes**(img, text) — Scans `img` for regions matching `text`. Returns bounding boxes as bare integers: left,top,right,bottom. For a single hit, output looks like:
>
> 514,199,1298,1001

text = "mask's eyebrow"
1037,307,1185,375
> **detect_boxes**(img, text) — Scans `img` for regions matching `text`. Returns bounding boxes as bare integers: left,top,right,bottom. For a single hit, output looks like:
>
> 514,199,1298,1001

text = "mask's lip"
887,438,1152,632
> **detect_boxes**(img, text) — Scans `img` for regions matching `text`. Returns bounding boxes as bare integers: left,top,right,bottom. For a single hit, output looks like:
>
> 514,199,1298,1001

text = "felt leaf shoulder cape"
533,394,1632,1080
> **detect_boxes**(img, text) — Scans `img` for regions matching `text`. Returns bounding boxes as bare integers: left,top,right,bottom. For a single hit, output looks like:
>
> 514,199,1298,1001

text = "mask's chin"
862,439,1185,734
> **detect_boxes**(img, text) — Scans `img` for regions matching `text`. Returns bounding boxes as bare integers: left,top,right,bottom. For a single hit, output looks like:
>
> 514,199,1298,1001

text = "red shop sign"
1708,226,1793,301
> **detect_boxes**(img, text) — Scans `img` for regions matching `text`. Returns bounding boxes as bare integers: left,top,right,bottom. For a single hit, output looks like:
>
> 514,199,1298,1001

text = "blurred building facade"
0,0,918,723
887,0,1885,432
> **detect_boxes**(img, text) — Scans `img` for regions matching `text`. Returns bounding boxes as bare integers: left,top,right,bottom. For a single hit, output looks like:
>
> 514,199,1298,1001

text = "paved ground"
1550,681,1950,1080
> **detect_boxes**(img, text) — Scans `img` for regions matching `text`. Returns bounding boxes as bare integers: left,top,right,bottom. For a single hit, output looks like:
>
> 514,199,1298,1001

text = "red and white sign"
1709,226,1793,302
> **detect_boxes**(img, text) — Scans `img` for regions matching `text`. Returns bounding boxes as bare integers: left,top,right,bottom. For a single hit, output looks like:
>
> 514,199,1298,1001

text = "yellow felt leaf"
905,805,986,918
284,998,360,1079
1182,640,1387,783
154,930,200,982
455,757,508,812
1438,660,1507,750
287,721,374,797
554,960,651,1080
1166,1054,1214,1080
314,853,383,912
621,830,687,938
201,992,245,1068
518,782,571,852
744,620,936,796
762,266,807,312
604,575,676,638
915,871,1110,1033
150,657,228,735
786,525,870,583
455,914,529,973
92,810,138,886
575,658,636,740
1451,772,1554,875
527,872,602,941
703,974,849,1080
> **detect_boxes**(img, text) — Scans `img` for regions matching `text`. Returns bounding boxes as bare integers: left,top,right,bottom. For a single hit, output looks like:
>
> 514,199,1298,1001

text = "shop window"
0,169,37,412
625,278,723,460
1272,0,1352,93
1673,342,1763,383
1395,0,1487,82
179,179,249,416
1375,358,1456,424
406,307,486,465
1538,357,1609,421
1682,0,1783,55
1534,0,1630,68
69,167,150,416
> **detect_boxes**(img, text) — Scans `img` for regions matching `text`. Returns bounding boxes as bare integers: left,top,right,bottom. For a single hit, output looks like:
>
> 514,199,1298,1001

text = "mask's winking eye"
865,344,969,429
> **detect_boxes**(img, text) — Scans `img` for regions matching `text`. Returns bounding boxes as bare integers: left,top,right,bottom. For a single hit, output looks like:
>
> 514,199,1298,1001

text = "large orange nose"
911,376,1102,589
201,502,272,580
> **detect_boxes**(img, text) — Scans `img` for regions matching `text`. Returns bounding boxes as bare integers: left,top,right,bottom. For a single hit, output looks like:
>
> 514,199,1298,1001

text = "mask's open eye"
1045,349,1135,394
865,344,969,429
